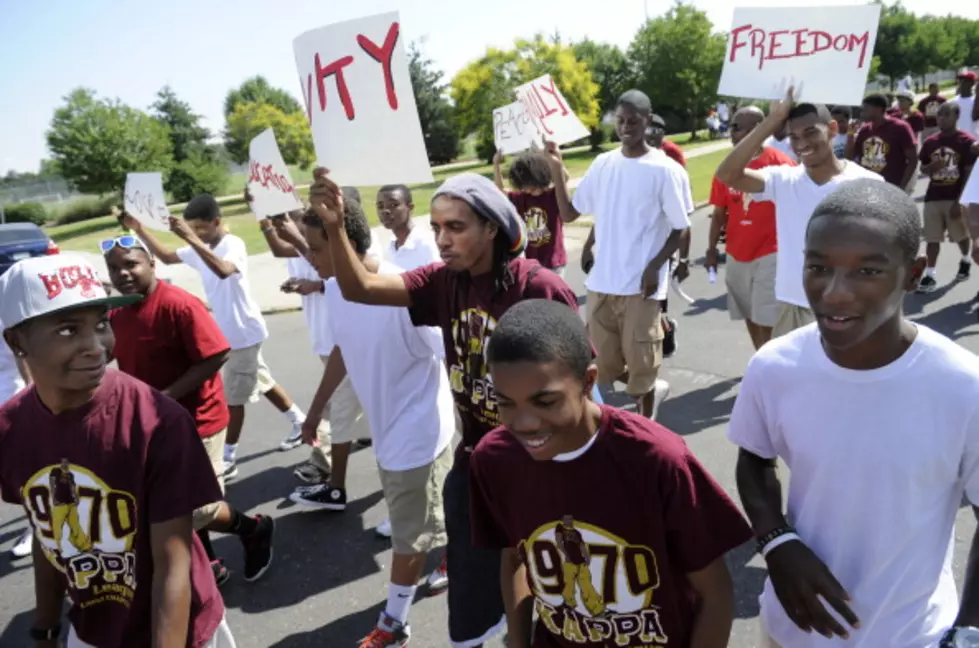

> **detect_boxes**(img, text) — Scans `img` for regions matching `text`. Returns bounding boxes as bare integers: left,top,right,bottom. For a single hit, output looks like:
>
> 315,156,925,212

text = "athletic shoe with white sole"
10,528,32,558
426,554,448,593
375,518,393,538
289,484,347,511
279,424,304,451
650,379,670,422
359,613,410,648
222,460,238,482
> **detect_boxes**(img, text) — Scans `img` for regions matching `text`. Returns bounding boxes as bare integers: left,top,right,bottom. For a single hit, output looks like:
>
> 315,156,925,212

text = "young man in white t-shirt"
949,70,979,137
716,88,882,338
295,199,454,647
729,179,979,648
128,195,310,478
558,89,692,420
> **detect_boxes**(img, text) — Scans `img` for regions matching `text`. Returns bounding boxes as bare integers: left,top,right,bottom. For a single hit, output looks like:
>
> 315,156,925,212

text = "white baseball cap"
0,254,141,332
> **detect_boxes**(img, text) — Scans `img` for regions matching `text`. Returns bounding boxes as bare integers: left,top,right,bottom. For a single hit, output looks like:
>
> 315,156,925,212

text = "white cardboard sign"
247,129,303,220
493,102,543,155
124,172,170,232
718,5,881,106
514,74,589,146
293,12,433,187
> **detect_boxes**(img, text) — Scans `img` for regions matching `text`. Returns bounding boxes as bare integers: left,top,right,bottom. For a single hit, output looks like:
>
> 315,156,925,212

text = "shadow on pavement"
271,601,385,647
659,377,741,436
682,294,728,317
727,541,766,620
910,297,978,340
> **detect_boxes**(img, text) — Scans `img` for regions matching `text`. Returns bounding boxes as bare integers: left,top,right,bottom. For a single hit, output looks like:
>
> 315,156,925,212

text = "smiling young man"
728,180,979,647
716,87,883,338
126,196,310,478
103,237,274,587
852,93,918,192
307,168,579,648
0,254,234,647
469,299,752,648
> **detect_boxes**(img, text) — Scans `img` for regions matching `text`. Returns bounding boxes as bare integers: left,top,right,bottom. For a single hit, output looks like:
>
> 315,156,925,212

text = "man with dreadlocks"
307,167,580,648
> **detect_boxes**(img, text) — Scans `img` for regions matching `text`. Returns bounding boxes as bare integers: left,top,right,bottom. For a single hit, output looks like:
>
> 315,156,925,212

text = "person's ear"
828,119,840,137
3,329,26,358
907,256,928,291
583,364,599,399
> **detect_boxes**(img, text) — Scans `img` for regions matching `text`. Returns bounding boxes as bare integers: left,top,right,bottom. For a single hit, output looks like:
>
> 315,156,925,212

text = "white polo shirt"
286,256,332,356
386,226,439,272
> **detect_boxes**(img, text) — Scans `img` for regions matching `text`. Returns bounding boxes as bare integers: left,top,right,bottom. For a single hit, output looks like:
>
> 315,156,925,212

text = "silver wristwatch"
942,627,979,648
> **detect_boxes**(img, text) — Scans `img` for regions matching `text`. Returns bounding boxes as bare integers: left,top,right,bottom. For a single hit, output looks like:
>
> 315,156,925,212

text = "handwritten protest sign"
718,5,881,106
247,129,303,220
514,75,589,146
493,102,543,155
293,12,433,187
124,172,169,232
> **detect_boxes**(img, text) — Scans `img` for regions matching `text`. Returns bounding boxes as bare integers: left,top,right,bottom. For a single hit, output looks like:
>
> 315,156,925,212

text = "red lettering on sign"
729,24,872,70
248,161,294,194
313,53,355,120
356,22,401,110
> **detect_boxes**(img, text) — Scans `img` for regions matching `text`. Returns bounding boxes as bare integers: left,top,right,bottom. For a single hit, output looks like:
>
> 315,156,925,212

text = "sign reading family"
515,74,589,146
493,102,543,155
247,129,303,220
293,11,433,187
123,172,169,232
717,4,882,106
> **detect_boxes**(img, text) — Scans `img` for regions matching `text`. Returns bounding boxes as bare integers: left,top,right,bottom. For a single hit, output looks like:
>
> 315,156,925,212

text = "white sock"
964,255,972,264
384,583,416,626
925,267,937,278
284,404,305,425
224,443,238,462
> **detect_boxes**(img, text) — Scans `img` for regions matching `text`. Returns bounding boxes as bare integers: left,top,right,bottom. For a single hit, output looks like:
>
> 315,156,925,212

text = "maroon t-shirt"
918,95,947,128
110,281,231,437
854,117,917,186
919,130,979,202
895,110,925,133
507,189,568,269
470,405,753,647
403,258,579,454
0,370,224,647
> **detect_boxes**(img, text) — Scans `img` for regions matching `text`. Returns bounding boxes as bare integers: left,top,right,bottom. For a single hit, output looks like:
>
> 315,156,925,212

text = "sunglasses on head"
99,235,148,255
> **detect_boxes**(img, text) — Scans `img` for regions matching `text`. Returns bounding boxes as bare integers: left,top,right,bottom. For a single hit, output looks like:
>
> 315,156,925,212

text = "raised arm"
544,141,580,223
122,214,181,265
150,515,194,648
716,88,796,193
260,219,300,258
168,218,238,280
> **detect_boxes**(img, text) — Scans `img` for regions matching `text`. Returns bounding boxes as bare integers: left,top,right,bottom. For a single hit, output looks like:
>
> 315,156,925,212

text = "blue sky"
2,0,977,174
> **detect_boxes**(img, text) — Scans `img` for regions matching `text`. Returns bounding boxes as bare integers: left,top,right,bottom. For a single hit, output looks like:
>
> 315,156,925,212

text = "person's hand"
168,216,196,242
272,216,303,243
766,541,860,638
293,279,323,296
280,278,300,294
673,259,690,282
705,247,719,269
308,167,343,226
301,418,320,447
493,149,504,167
113,206,141,233
640,262,660,298
769,84,798,123
581,245,595,274
543,140,564,170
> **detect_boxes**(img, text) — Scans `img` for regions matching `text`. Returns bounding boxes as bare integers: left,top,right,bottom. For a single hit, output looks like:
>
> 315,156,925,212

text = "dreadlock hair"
507,151,553,191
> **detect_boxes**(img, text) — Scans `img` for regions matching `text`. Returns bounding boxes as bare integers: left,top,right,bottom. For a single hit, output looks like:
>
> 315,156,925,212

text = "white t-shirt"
962,165,979,206
176,234,268,350
325,261,454,471
286,256,332,356
0,319,25,405
754,162,883,308
763,135,799,163
949,95,979,137
572,148,693,299
728,324,979,648
386,226,440,271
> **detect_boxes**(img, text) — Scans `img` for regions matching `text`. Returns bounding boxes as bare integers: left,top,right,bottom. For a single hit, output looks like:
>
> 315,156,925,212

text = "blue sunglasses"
99,235,149,255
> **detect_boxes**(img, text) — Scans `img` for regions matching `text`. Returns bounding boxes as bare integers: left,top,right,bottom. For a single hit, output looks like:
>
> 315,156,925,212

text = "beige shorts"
328,374,368,444
772,303,815,338
377,445,451,555
587,291,663,397
193,429,227,530
924,200,970,243
726,254,779,327
224,344,276,406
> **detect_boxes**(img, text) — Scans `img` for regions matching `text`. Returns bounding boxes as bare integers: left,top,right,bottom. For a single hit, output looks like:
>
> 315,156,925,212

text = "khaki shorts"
924,200,970,243
378,445,451,555
726,254,779,327
587,291,663,397
224,344,276,406
193,429,227,530
328,374,368,444
772,303,815,338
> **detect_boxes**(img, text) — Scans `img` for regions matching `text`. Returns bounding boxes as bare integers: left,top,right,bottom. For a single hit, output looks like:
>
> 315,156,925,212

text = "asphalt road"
2,176,979,647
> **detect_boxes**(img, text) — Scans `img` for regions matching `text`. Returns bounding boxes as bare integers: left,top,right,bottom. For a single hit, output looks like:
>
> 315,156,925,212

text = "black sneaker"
957,261,971,281
662,316,678,358
354,438,373,449
289,484,347,511
916,275,938,293
211,559,231,588
241,515,274,583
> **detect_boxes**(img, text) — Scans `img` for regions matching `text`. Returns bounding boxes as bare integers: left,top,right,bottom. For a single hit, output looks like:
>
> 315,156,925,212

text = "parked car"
0,223,59,276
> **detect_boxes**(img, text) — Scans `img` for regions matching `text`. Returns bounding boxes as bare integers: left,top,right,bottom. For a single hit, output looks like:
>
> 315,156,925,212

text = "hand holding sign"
308,167,344,227
124,173,170,232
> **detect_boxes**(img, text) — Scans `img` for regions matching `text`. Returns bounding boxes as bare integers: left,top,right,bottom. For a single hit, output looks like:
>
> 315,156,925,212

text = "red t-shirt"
918,95,947,128
0,370,224,648
919,130,979,202
470,405,753,648
854,117,917,187
660,139,686,168
403,258,579,453
110,281,230,437
709,147,795,263
508,189,568,270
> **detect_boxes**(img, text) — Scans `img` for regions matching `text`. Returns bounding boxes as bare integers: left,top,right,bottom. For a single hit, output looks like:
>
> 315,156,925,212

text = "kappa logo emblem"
38,266,101,300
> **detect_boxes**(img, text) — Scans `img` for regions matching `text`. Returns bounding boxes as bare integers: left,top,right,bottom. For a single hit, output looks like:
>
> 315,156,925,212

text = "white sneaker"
650,379,670,422
10,528,32,558
279,423,304,451
427,555,448,592
374,518,393,538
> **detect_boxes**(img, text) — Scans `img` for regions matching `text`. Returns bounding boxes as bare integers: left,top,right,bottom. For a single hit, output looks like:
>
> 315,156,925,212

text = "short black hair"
830,105,851,118
808,179,921,262
616,89,652,116
341,186,362,205
943,102,961,117
488,299,592,379
862,93,889,110
301,198,372,255
787,103,833,125
507,151,553,190
183,194,221,222
378,184,413,204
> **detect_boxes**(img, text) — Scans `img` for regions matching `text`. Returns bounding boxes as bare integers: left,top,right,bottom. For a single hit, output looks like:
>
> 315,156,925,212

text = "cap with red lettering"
0,254,141,331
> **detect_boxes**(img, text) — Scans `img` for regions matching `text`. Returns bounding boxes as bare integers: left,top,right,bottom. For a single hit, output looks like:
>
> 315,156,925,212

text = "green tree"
224,102,315,169
46,88,172,195
224,76,302,119
627,2,726,137
572,39,629,149
451,35,600,162
873,3,918,87
152,86,226,202
153,86,210,161
409,42,461,165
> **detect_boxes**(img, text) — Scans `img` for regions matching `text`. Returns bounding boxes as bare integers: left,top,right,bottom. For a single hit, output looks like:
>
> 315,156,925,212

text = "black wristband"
29,625,61,641
756,525,795,551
